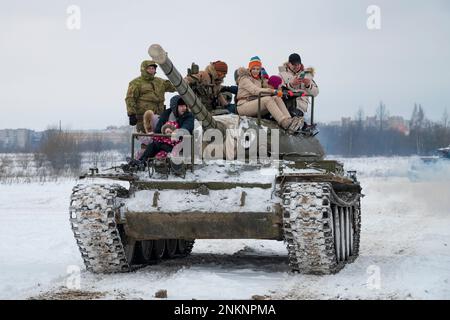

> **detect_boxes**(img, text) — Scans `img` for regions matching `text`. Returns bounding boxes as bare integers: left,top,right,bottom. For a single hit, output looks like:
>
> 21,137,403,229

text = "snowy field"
0,156,449,300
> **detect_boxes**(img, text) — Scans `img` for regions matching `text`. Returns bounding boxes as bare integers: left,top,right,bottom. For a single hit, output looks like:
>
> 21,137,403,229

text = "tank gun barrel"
148,44,224,133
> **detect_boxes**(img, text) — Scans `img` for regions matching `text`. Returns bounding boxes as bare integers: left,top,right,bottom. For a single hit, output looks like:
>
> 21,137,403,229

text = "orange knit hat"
248,56,262,69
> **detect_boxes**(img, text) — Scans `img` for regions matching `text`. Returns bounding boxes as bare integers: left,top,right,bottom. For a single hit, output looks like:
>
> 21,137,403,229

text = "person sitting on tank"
235,56,304,134
278,53,319,121
135,110,160,159
258,75,285,121
138,121,181,162
128,96,194,166
185,61,237,114
155,95,194,135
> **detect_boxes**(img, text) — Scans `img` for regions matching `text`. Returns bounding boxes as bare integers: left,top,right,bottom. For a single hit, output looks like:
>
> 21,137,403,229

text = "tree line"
1,103,449,160
319,103,450,156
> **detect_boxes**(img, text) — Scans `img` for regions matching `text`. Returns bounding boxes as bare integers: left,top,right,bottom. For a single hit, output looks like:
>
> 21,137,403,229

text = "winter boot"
287,116,304,134
123,157,145,172
301,123,319,136
280,118,294,131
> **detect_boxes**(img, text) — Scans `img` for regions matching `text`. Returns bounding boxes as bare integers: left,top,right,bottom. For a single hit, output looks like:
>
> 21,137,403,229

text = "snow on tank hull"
70,159,361,275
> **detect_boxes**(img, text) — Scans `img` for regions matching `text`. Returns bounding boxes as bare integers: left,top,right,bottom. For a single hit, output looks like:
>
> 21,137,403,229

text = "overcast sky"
1,0,449,130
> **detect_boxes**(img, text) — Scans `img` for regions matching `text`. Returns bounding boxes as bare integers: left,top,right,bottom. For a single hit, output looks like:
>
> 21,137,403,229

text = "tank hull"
70,164,361,275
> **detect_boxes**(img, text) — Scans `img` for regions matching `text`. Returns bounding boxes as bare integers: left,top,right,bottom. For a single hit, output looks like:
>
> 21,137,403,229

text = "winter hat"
288,53,302,65
248,56,262,69
177,97,186,106
140,60,157,79
260,67,269,80
268,75,283,89
212,61,228,73
161,121,179,134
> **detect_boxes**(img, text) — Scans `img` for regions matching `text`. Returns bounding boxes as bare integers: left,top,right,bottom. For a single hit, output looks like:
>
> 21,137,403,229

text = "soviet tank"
408,145,450,181
69,44,362,274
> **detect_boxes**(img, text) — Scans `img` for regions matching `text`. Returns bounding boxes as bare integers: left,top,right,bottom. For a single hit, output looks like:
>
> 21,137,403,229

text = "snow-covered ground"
0,157,449,300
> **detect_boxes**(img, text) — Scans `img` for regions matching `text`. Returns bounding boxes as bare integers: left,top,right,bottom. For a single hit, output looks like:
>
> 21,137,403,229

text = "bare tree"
410,103,426,154
0,156,13,181
18,155,30,171
354,107,365,128
442,108,449,129
35,127,81,175
376,101,389,131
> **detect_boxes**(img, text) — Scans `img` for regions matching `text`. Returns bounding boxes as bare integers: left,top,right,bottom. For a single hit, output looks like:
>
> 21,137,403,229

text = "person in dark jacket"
155,95,195,134
130,95,194,165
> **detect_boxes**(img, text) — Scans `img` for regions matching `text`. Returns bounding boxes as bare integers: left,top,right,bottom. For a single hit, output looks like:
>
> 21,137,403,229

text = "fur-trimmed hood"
161,120,179,134
235,67,253,85
278,62,315,77
205,63,222,83
278,62,319,113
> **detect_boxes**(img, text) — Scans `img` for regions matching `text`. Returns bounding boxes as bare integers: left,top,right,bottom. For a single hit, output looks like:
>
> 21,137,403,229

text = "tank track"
280,182,361,274
70,184,131,273
70,184,195,273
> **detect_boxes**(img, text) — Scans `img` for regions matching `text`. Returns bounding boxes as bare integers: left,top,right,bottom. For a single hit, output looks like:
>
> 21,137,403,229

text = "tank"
437,145,450,159
69,44,362,274
408,145,450,181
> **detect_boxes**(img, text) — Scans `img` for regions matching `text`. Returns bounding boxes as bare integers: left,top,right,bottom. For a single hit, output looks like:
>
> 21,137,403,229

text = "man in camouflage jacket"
125,60,176,132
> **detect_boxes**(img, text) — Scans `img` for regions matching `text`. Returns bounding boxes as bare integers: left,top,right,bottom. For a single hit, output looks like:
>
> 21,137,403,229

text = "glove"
290,77,302,87
276,90,283,97
301,78,312,87
221,85,238,95
282,90,295,99
129,114,137,126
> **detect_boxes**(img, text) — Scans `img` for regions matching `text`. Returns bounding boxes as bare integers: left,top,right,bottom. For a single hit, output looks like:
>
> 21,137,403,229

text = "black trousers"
139,141,174,162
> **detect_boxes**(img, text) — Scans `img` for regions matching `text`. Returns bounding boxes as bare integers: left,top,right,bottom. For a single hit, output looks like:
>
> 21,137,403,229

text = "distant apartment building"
365,116,378,127
69,126,132,146
0,129,34,150
341,117,352,126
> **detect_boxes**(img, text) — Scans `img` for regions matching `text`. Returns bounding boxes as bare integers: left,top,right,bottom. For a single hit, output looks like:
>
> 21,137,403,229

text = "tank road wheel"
153,239,166,260
70,184,132,273
138,240,154,263
165,239,178,258
177,239,186,253
281,182,361,274
118,225,137,264
177,239,195,256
